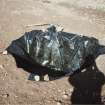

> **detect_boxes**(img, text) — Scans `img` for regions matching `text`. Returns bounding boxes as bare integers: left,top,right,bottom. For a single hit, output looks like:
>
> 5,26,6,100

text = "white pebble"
44,74,49,81
3,50,8,55
81,69,86,72
0,65,4,69
34,75,40,81
62,94,68,99
57,102,61,105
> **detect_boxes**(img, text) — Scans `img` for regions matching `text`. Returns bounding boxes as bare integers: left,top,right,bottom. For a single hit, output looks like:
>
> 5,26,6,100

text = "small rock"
57,102,62,105
69,88,73,93
14,95,18,98
44,74,49,81
62,94,68,99
34,75,40,81
2,94,9,98
2,50,8,55
81,69,86,72
0,64,4,69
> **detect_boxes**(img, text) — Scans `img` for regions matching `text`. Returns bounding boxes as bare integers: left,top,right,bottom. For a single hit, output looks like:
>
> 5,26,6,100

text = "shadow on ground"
69,45,105,104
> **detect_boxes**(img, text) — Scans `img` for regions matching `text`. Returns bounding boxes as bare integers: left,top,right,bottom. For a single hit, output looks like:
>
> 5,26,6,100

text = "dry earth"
0,0,105,105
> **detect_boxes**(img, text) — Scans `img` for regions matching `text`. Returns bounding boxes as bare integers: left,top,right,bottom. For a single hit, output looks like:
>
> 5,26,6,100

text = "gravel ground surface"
0,0,105,105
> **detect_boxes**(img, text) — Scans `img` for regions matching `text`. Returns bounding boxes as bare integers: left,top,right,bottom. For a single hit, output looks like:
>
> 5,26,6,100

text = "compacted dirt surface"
0,0,105,105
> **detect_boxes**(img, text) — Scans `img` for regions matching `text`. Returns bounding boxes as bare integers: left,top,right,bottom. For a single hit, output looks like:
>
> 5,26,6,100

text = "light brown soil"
0,0,105,105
